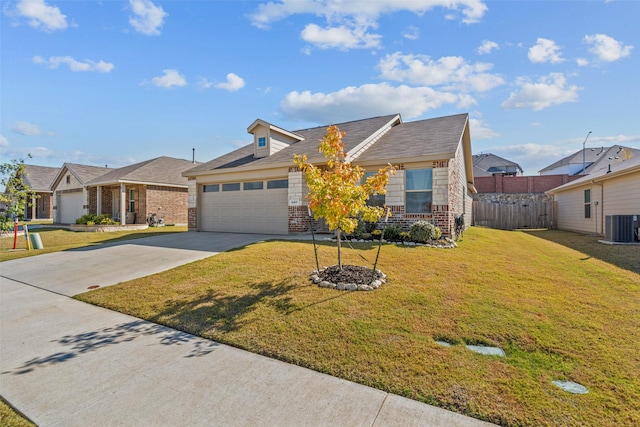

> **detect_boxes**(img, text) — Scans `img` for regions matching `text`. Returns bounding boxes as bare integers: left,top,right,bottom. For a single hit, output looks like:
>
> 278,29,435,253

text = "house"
546,155,640,240
472,153,523,177
183,113,476,237
85,156,197,225
22,165,59,220
539,146,640,176
50,163,112,224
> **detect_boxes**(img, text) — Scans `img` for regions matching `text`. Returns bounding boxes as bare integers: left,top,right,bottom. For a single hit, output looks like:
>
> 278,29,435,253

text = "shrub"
75,214,118,225
383,223,401,241
409,221,442,243
371,229,382,239
399,231,411,242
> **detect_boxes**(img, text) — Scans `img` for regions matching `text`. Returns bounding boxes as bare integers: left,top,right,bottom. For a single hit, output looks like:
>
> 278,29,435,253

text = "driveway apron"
1,232,492,427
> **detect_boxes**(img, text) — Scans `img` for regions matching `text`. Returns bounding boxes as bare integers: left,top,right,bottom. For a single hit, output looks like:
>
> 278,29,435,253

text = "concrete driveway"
1,232,280,296
1,231,492,427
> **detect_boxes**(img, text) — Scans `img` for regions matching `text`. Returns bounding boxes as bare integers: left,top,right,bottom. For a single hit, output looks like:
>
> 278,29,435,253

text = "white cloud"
33,56,114,73
528,38,564,63
378,52,504,92
151,69,187,88
196,77,214,90
402,26,419,41
250,1,487,50
469,118,500,140
214,73,246,92
129,0,167,36
477,40,499,55
589,134,640,145
0,143,135,168
501,73,581,111
281,82,460,124
12,121,54,136
576,57,589,67
584,33,633,62
15,0,67,32
0,135,9,147
301,23,381,50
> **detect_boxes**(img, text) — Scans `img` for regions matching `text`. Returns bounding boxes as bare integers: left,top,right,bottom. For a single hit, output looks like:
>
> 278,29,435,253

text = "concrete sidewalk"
1,232,492,426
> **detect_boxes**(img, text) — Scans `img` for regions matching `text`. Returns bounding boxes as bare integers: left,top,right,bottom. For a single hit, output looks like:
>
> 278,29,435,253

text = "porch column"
120,183,126,225
31,194,36,219
97,186,102,216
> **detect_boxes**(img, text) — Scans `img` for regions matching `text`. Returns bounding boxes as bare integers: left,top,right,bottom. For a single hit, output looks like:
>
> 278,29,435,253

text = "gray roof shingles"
88,156,197,187
22,165,60,192
186,113,469,175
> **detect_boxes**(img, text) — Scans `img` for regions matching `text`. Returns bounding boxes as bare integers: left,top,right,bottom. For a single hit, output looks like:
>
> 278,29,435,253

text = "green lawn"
75,227,640,426
0,226,188,261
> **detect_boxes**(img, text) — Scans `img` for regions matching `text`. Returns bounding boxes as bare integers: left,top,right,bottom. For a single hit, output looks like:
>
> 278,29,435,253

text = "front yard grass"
76,227,639,426
0,226,188,262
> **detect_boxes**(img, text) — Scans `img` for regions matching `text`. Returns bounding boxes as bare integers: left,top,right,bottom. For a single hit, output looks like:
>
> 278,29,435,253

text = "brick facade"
89,184,188,225
26,192,53,220
475,174,582,194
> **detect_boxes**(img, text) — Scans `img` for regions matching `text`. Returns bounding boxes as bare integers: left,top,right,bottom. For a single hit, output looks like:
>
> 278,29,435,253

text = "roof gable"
51,163,112,190
184,114,401,175
472,153,523,177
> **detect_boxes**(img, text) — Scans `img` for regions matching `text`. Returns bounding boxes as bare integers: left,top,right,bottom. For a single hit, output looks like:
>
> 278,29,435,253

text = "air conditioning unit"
605,215,640,243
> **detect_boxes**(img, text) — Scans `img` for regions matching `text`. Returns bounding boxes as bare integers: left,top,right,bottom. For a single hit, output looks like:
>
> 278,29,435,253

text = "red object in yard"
13,218,18,250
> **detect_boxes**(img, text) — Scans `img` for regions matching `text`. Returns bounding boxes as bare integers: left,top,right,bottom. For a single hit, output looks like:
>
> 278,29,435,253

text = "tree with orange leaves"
293,125,395,270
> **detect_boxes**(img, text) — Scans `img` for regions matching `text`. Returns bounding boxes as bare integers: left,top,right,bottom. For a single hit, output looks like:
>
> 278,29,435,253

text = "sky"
1,0,639,175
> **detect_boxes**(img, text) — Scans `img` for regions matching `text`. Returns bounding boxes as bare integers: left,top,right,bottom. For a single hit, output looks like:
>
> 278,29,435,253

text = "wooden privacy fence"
472,200,553,230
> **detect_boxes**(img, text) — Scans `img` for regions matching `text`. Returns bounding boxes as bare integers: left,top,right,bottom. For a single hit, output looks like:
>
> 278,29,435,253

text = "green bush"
399,231,411,241
75,214,118,225
409,220,442,243
383,223,401,241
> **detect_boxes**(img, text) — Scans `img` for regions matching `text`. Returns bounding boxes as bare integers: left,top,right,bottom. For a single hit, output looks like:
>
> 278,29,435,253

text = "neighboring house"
472,153,523,177
50,163,112,224
85,157,197,225
183,113,476,237
539,146,640,176
546,155,640,240
22,165,59,220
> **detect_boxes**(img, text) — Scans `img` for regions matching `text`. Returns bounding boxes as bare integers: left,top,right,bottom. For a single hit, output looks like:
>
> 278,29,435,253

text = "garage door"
199,181,289,234
59,192,84,224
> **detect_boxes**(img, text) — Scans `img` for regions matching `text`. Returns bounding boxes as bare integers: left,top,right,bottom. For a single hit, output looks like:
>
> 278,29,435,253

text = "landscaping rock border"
309,265,387,291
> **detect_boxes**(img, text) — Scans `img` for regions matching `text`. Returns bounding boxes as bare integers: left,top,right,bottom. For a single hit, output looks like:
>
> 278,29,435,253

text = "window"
66,175,70,184
258,137,267,147
129,189,135,212
405,168,433,213
203,184,219,192
267,179,288,189
222,183,241,192
584,189,591,218
364,172,385,207
243,181,264,191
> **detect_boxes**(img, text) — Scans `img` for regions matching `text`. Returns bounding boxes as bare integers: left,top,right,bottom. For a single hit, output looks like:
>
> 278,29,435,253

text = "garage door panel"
59,192,84,224
200,187,288,234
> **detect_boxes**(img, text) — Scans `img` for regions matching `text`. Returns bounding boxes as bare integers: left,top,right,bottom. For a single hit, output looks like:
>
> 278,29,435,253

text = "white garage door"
59,192,84,224
199,181,289,234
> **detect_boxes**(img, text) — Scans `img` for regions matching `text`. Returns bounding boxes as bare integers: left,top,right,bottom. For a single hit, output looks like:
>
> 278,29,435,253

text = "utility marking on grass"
552,380,589,394
435,341,452,347
465,345,505,357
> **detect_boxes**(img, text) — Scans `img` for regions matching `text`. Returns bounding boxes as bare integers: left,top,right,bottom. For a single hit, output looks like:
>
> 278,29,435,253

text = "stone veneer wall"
188,177,197,230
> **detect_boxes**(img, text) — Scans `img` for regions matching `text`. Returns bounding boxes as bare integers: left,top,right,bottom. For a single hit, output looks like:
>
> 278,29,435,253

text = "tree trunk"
336,228,343,270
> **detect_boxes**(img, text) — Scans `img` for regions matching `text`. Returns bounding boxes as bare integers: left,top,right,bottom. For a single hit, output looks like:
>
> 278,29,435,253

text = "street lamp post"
582,131,592,174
